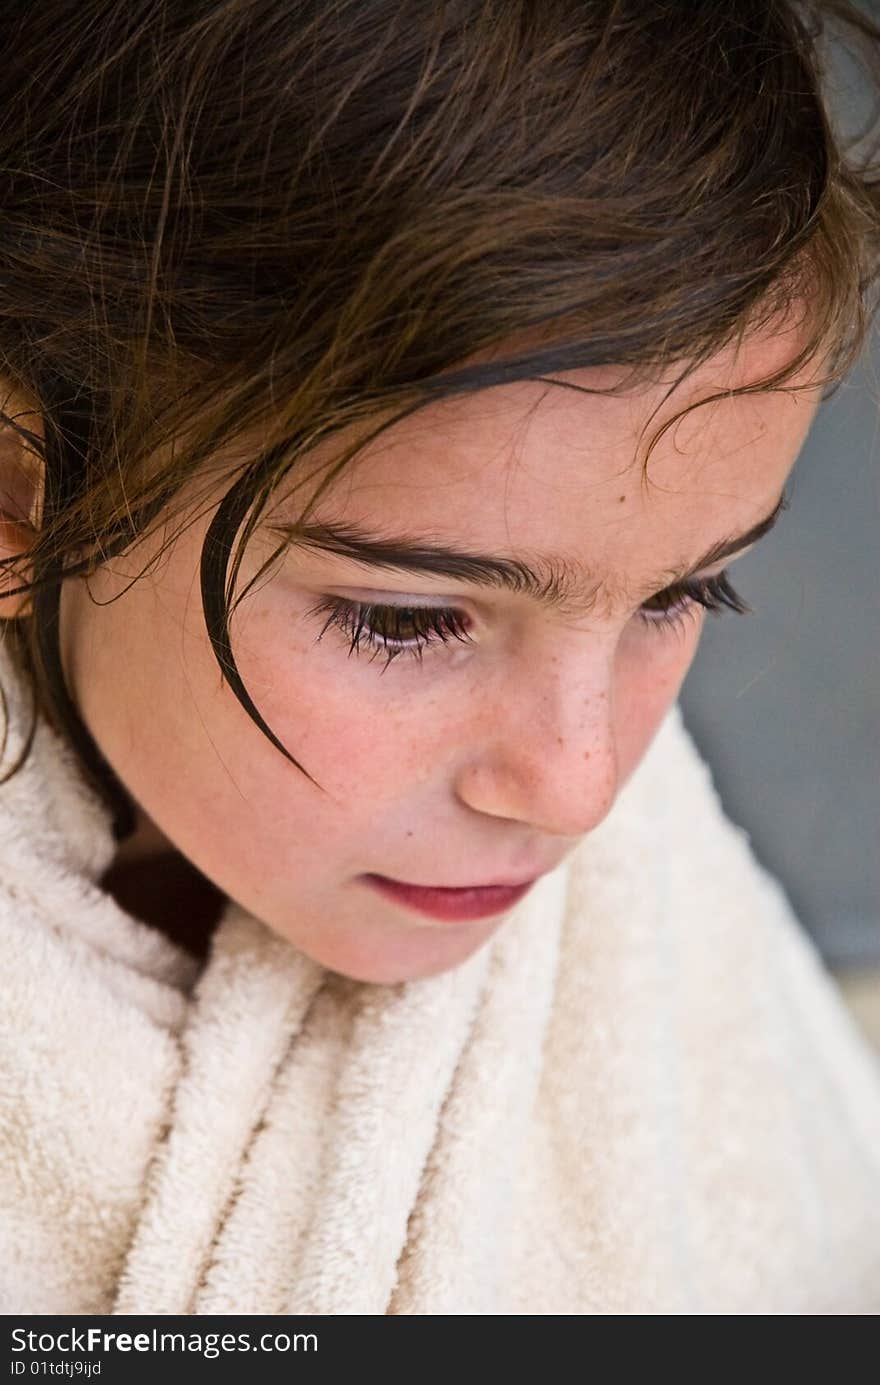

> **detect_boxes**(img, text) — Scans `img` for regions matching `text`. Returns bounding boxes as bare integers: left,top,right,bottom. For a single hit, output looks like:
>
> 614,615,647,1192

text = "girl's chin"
309,916,500,986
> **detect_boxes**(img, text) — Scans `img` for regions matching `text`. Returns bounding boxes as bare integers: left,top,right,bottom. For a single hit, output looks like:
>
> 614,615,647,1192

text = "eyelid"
315,584,475,610
683,542,756,585
325,588,443,600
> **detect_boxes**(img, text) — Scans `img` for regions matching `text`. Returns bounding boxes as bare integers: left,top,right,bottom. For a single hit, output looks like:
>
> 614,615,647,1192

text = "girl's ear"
0,382,45,619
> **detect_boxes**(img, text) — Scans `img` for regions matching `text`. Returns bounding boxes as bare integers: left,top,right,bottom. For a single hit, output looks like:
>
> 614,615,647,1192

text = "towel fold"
2,636,879,1314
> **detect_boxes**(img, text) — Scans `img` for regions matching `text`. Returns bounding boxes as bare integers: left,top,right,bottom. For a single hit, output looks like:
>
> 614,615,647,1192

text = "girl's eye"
305,596,475,673
638,569,751,634
305,569,750,673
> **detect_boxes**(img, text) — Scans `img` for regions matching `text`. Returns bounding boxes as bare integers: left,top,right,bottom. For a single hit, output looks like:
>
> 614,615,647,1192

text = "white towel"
2,634,879,1315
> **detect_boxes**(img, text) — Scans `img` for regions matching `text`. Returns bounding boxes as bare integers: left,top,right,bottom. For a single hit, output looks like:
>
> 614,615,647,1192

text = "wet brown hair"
1,0,880,840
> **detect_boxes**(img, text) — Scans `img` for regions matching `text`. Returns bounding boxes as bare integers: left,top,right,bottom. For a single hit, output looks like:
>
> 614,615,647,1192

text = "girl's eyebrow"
268,491,787,617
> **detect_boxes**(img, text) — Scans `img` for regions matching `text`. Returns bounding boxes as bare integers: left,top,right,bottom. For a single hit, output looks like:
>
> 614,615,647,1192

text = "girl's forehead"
314,314,821,466
308,361,819,503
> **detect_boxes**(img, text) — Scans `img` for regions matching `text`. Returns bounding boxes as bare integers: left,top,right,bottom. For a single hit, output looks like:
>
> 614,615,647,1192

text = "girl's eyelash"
305,570,751,672
306,597,476,674
638,570,752,635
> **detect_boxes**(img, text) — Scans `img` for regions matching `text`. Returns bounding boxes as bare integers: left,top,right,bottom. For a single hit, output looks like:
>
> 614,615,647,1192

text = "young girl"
1,0,879,1315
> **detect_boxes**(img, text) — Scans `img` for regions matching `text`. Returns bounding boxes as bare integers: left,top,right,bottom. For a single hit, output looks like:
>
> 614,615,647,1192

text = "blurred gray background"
680,346,880,969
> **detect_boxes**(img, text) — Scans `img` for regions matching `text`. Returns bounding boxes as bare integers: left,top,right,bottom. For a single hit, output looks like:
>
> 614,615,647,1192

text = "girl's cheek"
613,619,704,781
236,644,430,802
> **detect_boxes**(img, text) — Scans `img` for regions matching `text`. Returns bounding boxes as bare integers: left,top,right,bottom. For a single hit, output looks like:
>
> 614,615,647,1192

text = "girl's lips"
361,873,536,923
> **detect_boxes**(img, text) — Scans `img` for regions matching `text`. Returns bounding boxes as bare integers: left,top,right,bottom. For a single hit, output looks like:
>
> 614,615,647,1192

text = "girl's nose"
452,653,619,839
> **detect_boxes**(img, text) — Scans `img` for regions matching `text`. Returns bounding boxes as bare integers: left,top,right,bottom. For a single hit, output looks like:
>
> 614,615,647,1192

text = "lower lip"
361,874,536,922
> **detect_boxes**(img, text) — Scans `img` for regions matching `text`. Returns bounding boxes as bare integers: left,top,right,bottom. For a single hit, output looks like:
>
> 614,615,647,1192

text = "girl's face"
60,331,821,982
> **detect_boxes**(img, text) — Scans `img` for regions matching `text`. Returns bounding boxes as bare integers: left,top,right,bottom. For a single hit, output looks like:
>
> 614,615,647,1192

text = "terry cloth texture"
1,634,879,1315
